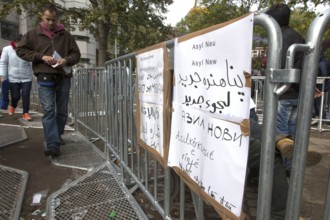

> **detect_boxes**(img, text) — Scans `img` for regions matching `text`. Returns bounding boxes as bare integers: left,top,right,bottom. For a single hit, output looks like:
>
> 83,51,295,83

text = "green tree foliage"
174,2,242,36
107,0,173,57
0,0,174,65
175,0,329,36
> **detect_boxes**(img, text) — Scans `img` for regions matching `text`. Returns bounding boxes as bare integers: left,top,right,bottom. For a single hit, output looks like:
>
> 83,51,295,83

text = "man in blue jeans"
16,3,81,157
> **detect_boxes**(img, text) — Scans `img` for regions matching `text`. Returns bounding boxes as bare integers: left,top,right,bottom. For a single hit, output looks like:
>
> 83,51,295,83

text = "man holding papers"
16,3,81,157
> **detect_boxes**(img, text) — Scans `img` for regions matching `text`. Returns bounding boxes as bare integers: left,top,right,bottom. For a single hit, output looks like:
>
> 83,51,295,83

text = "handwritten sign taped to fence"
173,16,253,123
139,102,164,156
136,43,171,165
168,14,254,219
137,47,164,105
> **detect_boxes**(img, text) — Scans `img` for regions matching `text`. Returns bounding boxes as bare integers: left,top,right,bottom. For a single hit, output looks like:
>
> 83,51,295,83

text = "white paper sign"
136,48,164,105
168,14,254,217
136,47,165,157
168,104,249,215
173,16,253,123
139,102,164,156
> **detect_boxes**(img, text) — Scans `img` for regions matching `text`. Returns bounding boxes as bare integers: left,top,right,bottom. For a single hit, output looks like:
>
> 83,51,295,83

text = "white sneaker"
311,119,319,125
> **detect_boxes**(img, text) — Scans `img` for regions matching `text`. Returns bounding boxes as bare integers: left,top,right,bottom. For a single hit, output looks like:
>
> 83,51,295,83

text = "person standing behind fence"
313,40,330,124
266,4,305,173
16,3,81,157
0,35,33,121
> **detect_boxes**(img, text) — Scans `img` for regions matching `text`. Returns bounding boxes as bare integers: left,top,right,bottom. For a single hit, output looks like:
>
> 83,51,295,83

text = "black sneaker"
44,148,60,157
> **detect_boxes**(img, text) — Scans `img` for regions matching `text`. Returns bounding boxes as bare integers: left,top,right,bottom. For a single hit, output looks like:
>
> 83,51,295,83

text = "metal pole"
286,9,330,220
254,13,283,220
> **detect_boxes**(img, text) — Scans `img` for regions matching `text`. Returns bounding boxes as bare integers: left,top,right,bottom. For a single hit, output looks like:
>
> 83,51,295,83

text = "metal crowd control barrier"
311,76,330,132
29,10,330,220
287,9,330,220
252,76,330,131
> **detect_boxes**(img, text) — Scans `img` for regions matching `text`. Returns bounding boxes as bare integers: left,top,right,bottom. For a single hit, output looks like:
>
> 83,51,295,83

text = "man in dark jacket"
16,3,81,157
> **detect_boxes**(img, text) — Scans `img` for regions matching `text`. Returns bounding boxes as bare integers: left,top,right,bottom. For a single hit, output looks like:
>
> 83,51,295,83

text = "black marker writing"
207,122,243,146
141,105,160,120
178,59,244,90
175,131,215,160
183,91,230,114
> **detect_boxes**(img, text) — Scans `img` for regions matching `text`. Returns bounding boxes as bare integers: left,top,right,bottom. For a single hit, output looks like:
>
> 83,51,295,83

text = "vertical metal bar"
145,152,149,190
118,61,125,179
114,62,119,154
191,191,204,220
317,78,325,131
122,61,129,167
104,67,110,160
154,161,158,201
164,168,171,219
286,9,330,220
128,59,135,171
73,69,78,131
109,65,115,151
180,179,185,220
254,14,283,220
83,71,88,136
254,77,259,107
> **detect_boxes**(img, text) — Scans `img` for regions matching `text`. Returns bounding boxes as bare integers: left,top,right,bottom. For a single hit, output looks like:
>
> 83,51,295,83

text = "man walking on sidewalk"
16,3,81,157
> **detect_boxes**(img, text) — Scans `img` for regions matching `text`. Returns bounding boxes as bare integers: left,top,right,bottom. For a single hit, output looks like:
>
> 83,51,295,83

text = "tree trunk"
96,21,110,66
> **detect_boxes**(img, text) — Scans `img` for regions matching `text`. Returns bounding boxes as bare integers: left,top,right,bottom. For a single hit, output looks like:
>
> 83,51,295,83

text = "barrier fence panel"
28,9,330,220
286,9,330,220
251,76,330,131
72,67,107,142
104,53,175,218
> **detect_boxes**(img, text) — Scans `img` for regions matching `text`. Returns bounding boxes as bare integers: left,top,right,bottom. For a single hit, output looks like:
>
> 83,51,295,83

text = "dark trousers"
248,138,288,218
249,112,288,219
0,79,9,110
314,95,329,119
9,81,32,114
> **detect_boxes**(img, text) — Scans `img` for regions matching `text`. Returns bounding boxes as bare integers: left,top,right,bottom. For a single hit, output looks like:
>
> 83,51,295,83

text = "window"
252,50,259,58
74,35,89,42
80,58,90,64
0,21,19,41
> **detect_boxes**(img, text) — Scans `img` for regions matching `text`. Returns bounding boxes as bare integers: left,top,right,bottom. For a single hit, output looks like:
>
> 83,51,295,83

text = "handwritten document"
137,48,164,105
136,47,165,157
139,102,164,156
168,104,250,214
168,14,254,218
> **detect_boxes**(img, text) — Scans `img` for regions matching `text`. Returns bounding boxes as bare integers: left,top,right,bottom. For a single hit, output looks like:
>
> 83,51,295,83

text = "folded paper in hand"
51,51,61,68
52,51,72,74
